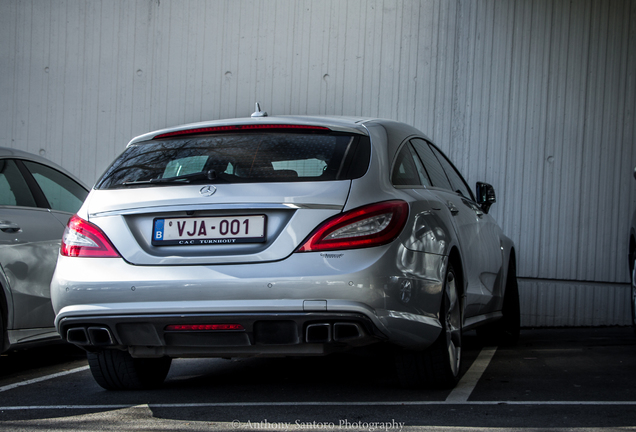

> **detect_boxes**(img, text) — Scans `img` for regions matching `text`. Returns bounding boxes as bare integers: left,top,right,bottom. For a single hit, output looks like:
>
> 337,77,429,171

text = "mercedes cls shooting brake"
51,113,519,390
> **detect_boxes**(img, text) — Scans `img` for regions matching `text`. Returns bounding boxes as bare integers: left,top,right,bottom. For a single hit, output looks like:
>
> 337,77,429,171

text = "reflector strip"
154,124,330,139
164,324,244,331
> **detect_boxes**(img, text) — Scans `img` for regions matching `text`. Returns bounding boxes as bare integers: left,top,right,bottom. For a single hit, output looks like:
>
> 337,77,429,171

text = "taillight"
297,200,409,252
61,215,121,258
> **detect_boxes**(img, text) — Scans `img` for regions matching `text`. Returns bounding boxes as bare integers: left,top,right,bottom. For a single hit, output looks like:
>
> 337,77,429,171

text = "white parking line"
1,401,636,411
0,365,90,393
445,346,498,403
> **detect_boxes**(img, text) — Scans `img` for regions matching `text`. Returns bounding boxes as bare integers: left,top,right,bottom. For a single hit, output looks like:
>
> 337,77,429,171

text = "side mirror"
476,182,496,214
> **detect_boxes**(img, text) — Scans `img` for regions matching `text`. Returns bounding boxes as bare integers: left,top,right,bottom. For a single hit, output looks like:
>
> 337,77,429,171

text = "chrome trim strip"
90,203,343,217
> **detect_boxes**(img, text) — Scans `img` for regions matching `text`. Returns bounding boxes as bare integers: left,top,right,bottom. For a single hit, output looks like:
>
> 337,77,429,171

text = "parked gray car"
51,111,519,390
0,147,88,353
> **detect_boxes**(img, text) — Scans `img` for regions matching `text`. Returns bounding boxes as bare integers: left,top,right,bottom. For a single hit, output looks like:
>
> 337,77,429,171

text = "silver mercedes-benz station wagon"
51,110,520,390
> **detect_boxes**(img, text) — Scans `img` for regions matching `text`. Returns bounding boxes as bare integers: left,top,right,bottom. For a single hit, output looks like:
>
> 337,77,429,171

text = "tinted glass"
410,139,453,191
392,145,421,186
410,144,432,187
0,159,36,207
22,161,88,213
97,133,369,189
429,145,473,200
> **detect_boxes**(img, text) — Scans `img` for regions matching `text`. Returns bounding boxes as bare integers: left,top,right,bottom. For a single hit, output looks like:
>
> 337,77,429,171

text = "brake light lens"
154,124,330,139
165,324,244,331
297,200,409,252
61,215,121,258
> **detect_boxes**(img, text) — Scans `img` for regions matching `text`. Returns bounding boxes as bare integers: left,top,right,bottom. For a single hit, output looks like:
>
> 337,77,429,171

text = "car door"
410,139,503,318
426,143,505,314
0,158,87,333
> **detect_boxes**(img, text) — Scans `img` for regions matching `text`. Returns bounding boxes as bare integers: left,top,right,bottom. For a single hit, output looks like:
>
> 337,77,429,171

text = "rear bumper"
52,245,447,356
55,299,443,357
57,311,389,358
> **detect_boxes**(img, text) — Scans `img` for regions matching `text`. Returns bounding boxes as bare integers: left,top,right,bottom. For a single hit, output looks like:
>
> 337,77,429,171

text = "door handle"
446,202,459,215
0,220,21,233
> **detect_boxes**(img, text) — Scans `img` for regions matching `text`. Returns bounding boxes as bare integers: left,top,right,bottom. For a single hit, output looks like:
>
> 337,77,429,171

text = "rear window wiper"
122,169,218,186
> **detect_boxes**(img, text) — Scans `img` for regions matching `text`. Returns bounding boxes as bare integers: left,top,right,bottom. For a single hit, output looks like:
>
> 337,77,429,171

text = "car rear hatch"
88,125,370,266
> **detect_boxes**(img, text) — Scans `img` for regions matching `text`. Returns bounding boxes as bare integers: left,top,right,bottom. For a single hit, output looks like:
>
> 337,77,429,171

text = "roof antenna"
251,102,268,118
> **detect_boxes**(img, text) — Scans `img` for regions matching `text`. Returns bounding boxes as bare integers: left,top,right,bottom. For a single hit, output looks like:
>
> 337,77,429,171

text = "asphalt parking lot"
0,327,634,431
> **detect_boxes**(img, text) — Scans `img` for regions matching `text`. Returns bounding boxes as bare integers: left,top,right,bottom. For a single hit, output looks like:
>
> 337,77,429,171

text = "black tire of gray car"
0,308,4,354
87,349,172,390
477,259,521,346
395,264,462,389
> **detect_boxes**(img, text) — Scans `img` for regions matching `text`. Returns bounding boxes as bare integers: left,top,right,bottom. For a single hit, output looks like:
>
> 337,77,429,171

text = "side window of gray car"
22,161,88,214
0,159,37,207
410,139,453,191
428,144,474,200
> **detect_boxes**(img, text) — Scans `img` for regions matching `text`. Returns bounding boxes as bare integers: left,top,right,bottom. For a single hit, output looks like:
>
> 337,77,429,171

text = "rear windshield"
96,132,370,190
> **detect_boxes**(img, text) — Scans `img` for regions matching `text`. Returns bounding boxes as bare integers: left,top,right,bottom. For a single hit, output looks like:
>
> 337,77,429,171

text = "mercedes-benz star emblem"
199,185,217,197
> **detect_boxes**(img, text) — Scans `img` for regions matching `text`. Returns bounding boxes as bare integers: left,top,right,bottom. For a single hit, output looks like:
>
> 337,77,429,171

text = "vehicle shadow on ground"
0,332,487,423
0,342,87,380
160,331,485,399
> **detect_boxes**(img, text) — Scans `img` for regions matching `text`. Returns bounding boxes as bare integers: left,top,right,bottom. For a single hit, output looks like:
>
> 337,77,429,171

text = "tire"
87,349,172,390
477,259,521,346
395,264,462,389
0,308,4,354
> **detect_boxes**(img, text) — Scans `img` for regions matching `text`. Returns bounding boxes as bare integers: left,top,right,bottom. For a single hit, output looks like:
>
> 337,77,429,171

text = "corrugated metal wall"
1,0,635,325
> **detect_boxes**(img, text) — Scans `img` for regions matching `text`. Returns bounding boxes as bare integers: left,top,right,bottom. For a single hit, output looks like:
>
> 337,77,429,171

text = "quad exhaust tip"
67,327,115,346
66,327,89,345
305,322,363,343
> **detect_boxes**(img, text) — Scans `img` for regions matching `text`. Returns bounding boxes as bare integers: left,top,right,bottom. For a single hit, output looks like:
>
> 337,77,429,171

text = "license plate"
152,215,266,246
